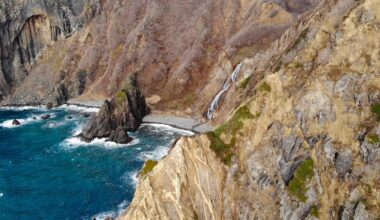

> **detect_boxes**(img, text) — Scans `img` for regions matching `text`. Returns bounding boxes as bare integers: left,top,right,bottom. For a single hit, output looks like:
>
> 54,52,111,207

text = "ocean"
0,105,192,219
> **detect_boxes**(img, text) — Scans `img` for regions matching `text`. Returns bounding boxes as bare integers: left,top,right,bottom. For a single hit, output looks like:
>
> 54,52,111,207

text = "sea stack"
80,74,150,144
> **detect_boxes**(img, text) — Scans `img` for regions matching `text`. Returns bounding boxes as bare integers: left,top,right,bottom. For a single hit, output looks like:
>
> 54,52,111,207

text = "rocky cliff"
120,0,380,219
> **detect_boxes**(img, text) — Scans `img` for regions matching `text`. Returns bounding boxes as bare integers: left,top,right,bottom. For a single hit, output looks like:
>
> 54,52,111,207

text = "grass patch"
371,104,380,121
206,132,235,165
141,160,158,176
367,134,380,144
288,159,314,202
239,75,252,90
214,105,254,138
259,82,271,93
209,105,254,165
310,205,319,217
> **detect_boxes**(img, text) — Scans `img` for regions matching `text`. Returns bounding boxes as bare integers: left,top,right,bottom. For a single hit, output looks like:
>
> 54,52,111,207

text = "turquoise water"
0,106,191,219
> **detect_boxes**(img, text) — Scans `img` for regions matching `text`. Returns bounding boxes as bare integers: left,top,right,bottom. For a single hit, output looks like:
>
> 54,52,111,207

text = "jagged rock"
12,119,20,126
290,203,312,220
278,159,303,185
81,74,150,144
281,136,302,162
335,150,353,177
108,126,133,144
360,139,380,164
41,115,51,120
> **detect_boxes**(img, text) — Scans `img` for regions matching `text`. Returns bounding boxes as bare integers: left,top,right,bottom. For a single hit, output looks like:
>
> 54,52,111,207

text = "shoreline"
0,103,214,133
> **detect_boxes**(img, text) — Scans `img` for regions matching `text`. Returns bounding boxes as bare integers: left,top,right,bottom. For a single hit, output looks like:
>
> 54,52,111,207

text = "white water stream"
207,63,243,119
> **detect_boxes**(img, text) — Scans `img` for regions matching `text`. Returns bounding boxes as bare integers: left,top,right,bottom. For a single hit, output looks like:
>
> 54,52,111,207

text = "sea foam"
141,123,195,136
0,113,55,128
57,104,99,113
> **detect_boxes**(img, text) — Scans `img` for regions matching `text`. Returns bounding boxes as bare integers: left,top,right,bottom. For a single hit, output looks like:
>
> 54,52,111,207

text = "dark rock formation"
41,114,51,120
80,74,150,144
12,119,20,126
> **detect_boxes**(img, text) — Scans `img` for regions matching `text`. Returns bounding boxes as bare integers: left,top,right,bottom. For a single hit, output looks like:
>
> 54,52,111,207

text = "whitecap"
61,136,140,150
137,144,172,161
0,105,46,111
57,104,99,113
0,113,55,128
141,123,194,136
122,171,139,187
92,200,130,220
0,192,3,197
92,211,116,220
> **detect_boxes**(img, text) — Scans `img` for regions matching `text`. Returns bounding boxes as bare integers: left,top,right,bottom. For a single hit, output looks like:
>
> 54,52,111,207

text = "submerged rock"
81,74,150,144
41,115,51,120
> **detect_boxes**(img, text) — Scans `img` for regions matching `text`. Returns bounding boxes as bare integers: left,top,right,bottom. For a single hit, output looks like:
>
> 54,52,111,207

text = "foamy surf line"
0,105,46,111
61,136,140,150
141,123,195,136
57,104,99,113
93,200,129,220
0,113,56,128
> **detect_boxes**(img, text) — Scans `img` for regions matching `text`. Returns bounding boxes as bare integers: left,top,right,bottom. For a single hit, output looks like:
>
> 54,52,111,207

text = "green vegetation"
259,82,271,93
141,160,158,176
239,75,252,90
214,105,254,138
116,90,127,105
208,105,254,165
206,132,235,165
367,134,380,144
371,104,380,121
310,205,319,217
288,159,314,202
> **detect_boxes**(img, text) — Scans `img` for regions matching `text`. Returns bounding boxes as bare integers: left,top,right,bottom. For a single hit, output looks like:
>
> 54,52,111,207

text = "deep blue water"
0,106,191,219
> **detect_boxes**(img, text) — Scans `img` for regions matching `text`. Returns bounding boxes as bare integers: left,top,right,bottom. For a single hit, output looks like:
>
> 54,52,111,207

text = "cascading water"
207,63,243,119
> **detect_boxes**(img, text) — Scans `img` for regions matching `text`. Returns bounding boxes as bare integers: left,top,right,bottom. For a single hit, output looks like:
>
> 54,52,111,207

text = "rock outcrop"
81,74,150,143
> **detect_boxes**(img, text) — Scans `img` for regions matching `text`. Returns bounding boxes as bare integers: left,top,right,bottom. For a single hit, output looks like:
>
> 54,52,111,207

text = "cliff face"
0,0,319,115
121,0,380,219
0,0,99,104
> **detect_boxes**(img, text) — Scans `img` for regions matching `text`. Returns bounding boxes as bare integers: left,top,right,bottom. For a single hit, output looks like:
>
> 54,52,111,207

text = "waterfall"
207,63,243,119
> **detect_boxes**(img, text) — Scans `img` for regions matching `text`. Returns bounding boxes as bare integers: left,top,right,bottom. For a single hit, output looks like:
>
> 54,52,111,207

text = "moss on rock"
288,159,314,202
